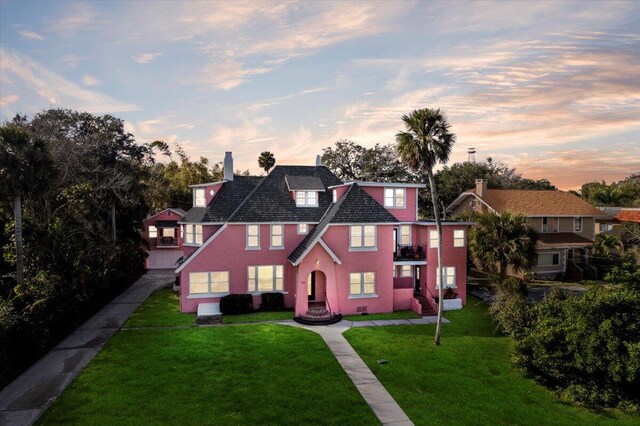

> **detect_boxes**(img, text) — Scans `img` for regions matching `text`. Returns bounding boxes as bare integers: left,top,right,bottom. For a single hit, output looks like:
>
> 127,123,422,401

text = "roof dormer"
285,175,325,208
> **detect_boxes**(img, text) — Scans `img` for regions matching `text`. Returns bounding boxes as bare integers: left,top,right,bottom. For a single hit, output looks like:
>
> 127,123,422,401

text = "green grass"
344,296,637,426
39,328,375,425
124,289,195,328
344,310,421,321
222,310,293,324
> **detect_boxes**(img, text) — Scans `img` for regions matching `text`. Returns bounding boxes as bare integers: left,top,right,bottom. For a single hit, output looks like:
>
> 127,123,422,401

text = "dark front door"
308,271,316,301
414,266,421,294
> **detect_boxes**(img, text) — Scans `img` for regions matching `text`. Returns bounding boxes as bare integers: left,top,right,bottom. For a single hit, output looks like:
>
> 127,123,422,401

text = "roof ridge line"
225,173,269,222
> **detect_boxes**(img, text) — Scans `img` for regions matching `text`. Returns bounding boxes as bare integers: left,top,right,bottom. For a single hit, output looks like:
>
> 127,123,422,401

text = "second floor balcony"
156,236,179,248
394,244,427,262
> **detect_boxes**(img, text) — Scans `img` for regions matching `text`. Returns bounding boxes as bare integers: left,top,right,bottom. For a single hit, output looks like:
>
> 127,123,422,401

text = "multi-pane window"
429,230,439,248
574,217,583,232
189,271,229,295
297,223,308,234
271,224,284,249
148,225,157,238
193,188,206,207
400,265,413,277
246,225,260,249
349,272,376,296
296,191,318,207
185,224,203,245
399,225,411,245
384,188,405,208
248,265,284,292
453,229,465,247
538,252,560,266
350,225,376,249
436,267,456,288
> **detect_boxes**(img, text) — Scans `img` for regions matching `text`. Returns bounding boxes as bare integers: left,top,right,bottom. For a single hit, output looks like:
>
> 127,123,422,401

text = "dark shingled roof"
180,175,263,223
288,183,398,264
228,166,342,223
285,175,326,191
537,233,594,247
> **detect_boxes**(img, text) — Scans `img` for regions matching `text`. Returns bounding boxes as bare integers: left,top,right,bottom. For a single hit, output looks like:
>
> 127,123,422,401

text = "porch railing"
156,236,178,247
394,244,427,261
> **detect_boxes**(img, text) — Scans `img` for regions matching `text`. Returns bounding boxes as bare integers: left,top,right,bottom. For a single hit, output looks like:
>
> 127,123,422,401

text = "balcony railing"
394,244,426,261
156,236,178,247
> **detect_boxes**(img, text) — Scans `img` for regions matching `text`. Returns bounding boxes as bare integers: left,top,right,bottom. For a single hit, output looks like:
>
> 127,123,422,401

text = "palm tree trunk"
111,199,116,243
13,195,24,286
427,168,444,346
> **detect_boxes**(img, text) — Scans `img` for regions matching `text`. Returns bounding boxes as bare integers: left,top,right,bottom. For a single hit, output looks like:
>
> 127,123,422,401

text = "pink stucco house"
175,152,468,321
143,208,186,269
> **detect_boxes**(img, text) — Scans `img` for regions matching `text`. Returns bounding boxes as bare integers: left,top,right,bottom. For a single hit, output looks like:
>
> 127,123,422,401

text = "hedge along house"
176,152,469,321
143,208,187,269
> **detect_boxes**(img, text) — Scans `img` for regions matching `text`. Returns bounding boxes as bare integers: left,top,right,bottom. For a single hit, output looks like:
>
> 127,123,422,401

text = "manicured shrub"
220,294,253,315
489,279,532,339
260,292,285,311
513,286,640,412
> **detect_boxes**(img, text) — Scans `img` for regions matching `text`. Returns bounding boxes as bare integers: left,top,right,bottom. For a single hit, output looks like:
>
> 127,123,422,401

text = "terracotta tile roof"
615,209,640,223
472,189,604,216
537,232,594,247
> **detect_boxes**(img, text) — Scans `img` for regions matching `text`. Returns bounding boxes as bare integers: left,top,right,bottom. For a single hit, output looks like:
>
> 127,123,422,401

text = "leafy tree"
0,125,55,285
581,175,640,207
258,151,275,174
595,233,623,257
469,211,538,281
322,140,415,183
396,107,455,346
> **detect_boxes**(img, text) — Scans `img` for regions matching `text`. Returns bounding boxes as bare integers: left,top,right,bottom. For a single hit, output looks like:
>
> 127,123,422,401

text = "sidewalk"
281,316,449,425
0,270,175,426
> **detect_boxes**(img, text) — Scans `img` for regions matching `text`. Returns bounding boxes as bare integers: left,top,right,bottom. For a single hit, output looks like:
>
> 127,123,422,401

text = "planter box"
442,298,463,311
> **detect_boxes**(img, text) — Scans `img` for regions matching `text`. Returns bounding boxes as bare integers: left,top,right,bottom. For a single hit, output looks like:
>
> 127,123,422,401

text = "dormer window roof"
285,175,325,192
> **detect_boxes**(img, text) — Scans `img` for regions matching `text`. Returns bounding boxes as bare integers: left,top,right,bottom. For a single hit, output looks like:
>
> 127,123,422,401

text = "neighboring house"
143,208,187,269
596,207,640,234
175,152,469,320
447,179,604,280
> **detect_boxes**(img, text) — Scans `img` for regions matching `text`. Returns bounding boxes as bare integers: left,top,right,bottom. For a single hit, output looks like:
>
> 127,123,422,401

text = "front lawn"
40,321,375,424
124,288,195,328
222,310,293,324
344,296,637,425
344,310,421,321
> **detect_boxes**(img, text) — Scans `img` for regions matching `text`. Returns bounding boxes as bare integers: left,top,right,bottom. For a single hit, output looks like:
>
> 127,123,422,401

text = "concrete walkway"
281,316,450,425
0,270,175,426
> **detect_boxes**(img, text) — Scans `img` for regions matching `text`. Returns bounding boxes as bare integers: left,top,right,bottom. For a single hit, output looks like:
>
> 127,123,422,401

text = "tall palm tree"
258,151,276,174
469,212,538,281
0,125,55,285
396,108,456,345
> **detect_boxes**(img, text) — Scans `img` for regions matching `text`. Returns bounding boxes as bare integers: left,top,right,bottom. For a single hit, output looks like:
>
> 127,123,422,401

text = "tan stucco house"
447,179,604,280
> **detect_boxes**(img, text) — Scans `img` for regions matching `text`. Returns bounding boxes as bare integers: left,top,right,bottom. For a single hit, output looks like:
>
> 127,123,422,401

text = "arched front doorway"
307,270,327,302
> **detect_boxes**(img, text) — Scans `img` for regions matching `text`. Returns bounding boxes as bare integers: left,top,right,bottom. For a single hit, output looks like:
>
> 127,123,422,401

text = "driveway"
0,270,175,426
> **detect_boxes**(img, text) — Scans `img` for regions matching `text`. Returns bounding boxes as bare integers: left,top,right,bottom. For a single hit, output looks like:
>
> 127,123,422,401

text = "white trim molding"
175,224,228,273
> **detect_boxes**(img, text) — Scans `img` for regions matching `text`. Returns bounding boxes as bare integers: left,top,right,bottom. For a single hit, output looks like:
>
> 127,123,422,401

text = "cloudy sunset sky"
1,0,639,189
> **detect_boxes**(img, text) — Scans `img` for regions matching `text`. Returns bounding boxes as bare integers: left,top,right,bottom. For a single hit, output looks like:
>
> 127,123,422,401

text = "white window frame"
332,189,337,203
193,188,206,207
384,188,406,208
400,265,413,278
148,225,157,238
247,265,284,293
349,272,377,298
538,252,560,266
349,225,377,250
270,224,284,249
185,224,203,245
542,216,559,233
246,224,260,250
429,230,439,248
574,217,583,233
296,191,318,207
453,229,465,247
436,266,456,289
188,271,230,297
297,223,308,235
399,225,411,246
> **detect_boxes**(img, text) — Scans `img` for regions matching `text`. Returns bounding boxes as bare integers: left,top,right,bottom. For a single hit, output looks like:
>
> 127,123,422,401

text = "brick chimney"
475,179,487,197
223,152,233,181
